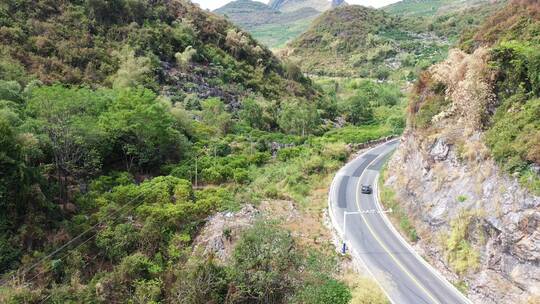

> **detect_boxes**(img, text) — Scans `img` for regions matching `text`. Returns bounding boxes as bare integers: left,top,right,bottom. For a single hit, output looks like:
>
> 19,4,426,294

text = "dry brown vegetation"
407,47,496,131
430,47,496,129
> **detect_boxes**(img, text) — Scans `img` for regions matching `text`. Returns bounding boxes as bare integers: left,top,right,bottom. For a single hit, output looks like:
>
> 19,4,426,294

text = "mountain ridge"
268,0,336,12
215,0,346,48
215,0,320,28
284,4,449,78
384,0,496,16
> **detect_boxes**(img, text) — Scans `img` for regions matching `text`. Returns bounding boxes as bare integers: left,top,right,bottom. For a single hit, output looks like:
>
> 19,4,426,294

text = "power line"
0,191,146,287
24,229,99,285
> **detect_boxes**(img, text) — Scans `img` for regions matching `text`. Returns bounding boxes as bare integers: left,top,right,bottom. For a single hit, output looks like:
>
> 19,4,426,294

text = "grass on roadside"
378,162,419,242
343,272,389,304
322,125,395,144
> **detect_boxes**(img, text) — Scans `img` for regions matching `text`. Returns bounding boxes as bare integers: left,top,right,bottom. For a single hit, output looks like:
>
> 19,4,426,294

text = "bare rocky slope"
386,131,539,303
383,2,540,302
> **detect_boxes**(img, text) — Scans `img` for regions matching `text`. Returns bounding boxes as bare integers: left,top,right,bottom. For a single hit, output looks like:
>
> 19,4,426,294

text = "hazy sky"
192,0,402,10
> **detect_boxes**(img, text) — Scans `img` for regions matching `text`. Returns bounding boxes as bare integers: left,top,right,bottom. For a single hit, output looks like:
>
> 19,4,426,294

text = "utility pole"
249,135,253,155
194,156,198,188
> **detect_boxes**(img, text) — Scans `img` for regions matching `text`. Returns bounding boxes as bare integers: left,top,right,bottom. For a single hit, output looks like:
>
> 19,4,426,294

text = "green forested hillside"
0,0,316,101
215,0,319,48
0,0,402,303
285,1,505,78
383,0,493,17
215,0,319,28
269,0,334,12
286,5,450,78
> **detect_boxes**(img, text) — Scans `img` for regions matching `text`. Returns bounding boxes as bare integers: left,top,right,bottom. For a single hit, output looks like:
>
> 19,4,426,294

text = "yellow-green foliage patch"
445,211,481,275
347,274,390,304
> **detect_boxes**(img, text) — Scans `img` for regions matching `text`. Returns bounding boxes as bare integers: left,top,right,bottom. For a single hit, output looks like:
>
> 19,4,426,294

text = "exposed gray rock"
192,204,259,262
270,141,295,157
386,132,540,303
429,138,450,161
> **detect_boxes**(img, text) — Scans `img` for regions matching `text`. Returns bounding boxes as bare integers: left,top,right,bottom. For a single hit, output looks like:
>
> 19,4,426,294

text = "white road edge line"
373,169,472,303
355,146,441,304
327,141,398,304
329,139,471,304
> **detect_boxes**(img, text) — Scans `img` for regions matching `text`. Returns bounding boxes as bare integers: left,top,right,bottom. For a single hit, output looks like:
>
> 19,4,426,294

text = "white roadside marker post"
342,209,392,254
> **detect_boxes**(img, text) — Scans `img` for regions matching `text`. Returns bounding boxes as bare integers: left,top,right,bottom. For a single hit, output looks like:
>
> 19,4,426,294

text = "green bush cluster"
485,40,540,194
323,125,394,144
315,77,406,133
249,140,351,204
172,222,350,304
445,212,480,275
168,152,270,185
1,84,195,272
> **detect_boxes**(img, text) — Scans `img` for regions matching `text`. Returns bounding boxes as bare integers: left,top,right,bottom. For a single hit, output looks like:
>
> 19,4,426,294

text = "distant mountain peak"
331,0,345,7
268,0,286,10
267,0,341,12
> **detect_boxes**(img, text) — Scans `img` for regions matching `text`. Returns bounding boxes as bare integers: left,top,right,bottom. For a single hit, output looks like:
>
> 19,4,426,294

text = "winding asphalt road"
328,139,470,304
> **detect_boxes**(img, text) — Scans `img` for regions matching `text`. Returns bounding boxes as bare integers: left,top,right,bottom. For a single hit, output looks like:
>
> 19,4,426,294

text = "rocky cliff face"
385,48,540,303
386,132,539,303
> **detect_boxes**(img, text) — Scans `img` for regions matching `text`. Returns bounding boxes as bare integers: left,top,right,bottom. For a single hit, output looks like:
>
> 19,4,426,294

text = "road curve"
328,139,470,304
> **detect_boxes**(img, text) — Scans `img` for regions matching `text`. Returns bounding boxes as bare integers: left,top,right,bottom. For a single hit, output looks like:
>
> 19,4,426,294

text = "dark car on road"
361,185,372,194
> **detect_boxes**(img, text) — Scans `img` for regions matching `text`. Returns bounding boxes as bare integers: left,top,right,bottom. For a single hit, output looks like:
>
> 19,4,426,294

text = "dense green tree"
99,88,187,171
85,0,154,25
283,60,305,83
227,223,301,303
0,80,23,102
0,119,24,271
343,94,374,125
201,98,233,135
239,97,264,129
278,99,320,136
96,223,139,262
25,85,108,200
0,117,46,272
0,52,27,82
317,94,339,121
348,80,401,107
